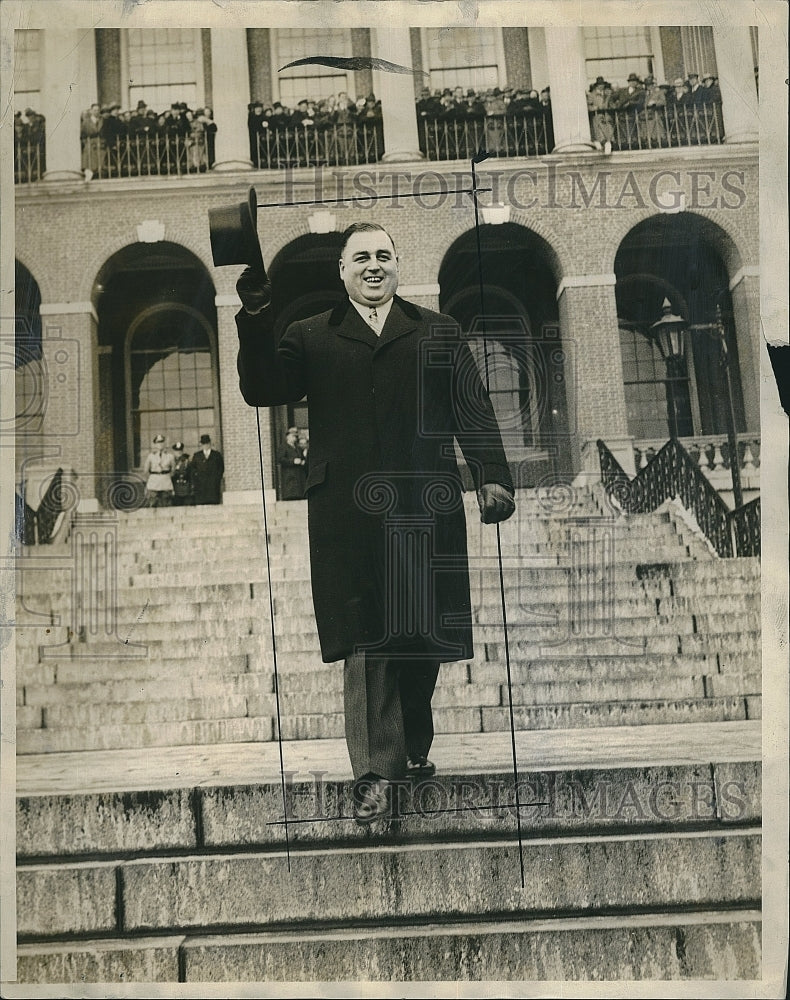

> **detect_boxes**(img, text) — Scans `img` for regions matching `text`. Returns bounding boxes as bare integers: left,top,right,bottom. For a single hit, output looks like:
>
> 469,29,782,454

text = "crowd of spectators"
13,108,46,179
80,100,217,178
247,92,382,164
415,84,554,156
586,71,723,149
416,84,552,123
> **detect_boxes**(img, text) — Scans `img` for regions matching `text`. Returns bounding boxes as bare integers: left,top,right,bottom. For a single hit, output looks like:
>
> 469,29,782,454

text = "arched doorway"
439,223,569,485
92,242,218,499
267,232,347,498
615,214,747,443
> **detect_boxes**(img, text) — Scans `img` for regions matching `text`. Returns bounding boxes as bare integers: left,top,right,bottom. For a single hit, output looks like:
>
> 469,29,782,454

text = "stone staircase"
15,724,762,983
15,487,761,753
13,486,763,983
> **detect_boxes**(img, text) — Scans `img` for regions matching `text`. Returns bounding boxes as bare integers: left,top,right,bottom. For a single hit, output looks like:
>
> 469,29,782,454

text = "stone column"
210,29,253,172
214,297,273,500
371,27,423,162
41,29,94,181
556,277,633,475
543,27,594,152
728,268,761,431
36,303,100,507
712,26,759,143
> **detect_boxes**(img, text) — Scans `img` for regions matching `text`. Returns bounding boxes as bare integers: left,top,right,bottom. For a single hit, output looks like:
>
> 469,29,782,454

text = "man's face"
339,231,399,307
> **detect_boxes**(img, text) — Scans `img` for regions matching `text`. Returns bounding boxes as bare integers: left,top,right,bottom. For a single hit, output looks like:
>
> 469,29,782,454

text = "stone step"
16,715,274,755
16,827,759,938
20,671,277,708
15,688,759,751
14,735,762,857
484,630,760,659
15,910,763,983
31,694,253,731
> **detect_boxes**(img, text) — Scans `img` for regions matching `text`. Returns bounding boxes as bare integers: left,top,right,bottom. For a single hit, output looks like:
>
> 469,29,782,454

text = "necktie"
368,307,379,333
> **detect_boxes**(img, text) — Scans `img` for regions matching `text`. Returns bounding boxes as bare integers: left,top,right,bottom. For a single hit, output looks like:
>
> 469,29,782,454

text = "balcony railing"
420,113,551,161
253,122,383,169
589,102,724,151
14,139,45,184
80,134,213,179
634,434,760,479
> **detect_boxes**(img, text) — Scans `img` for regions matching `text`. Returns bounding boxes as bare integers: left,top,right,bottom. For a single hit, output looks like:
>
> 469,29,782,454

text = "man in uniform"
236,222,515,823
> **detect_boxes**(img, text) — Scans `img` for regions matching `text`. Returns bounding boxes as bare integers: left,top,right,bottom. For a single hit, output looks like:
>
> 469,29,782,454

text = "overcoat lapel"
375,297,418,351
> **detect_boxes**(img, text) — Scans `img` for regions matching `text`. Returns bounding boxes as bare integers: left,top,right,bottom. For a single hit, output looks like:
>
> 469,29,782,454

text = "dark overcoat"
237,296,512,664
190,449,224,504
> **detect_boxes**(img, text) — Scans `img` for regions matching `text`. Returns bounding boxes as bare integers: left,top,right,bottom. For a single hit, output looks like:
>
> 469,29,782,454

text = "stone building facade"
12,24,759,509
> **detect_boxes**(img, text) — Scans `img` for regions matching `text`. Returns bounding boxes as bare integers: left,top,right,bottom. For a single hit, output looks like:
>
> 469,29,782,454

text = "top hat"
200,434,211,445
208,187,265,272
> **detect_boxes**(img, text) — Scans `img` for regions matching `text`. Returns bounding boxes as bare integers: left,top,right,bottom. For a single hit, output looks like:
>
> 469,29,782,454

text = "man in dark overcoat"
278,426,307,500
236,222,515,823
191,434,224,504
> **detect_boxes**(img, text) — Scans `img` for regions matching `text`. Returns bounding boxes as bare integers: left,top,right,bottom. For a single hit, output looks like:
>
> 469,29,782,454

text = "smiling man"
236,221,515,824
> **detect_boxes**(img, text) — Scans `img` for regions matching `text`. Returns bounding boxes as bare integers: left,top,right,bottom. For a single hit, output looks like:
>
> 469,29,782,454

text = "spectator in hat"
143,435,175,507
80,102,104,177
191,434,224,505
701,72,721,103
686,71,705,105
247,100,268,163
641,73,667,146
171,442,194,506
587,76,614,149
278,426,307,500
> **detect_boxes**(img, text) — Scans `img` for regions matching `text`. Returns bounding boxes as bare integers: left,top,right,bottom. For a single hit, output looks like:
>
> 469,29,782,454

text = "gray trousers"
343,652,440,780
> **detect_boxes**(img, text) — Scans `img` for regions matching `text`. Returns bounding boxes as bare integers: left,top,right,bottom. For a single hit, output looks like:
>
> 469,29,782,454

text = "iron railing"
14,139,45,183
254,122,383,169
597,438,760,558
420,113,551,161
80,133,213,179
729,496,761,558
589,101,724,151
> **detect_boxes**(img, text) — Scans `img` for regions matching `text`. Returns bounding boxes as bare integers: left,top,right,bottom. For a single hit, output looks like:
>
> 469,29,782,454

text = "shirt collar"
349,296,394,334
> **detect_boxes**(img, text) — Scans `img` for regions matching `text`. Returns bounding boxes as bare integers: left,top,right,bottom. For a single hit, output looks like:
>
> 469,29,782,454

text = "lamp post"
687,307,744,509
650,298,687,439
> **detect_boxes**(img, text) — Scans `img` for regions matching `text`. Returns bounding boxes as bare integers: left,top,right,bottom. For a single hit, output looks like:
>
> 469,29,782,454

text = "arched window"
127,306,218,467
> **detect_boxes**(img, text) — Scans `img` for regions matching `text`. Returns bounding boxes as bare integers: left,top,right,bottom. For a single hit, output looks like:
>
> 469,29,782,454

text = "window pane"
425,27,499,93
276,28,352,103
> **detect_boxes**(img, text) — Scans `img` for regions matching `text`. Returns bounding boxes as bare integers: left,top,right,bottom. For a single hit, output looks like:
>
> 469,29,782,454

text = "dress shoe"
405,755,436,779
353,777,392,825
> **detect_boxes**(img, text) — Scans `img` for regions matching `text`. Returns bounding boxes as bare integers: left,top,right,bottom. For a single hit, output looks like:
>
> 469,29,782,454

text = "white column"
210,29,253,171
41,29,93,180
544,27,593,152
371,27,423,162
712,26,759,143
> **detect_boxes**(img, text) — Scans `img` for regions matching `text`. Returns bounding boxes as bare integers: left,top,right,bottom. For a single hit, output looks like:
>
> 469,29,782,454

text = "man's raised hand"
237,266,272,315
477,483,516,524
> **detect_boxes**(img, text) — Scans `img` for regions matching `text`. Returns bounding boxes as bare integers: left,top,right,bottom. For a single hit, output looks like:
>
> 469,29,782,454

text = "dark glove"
237,265,272,315
477,482,515,524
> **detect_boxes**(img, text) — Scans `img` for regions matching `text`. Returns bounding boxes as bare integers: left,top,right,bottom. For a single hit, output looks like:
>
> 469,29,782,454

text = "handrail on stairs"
596,438,760,558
